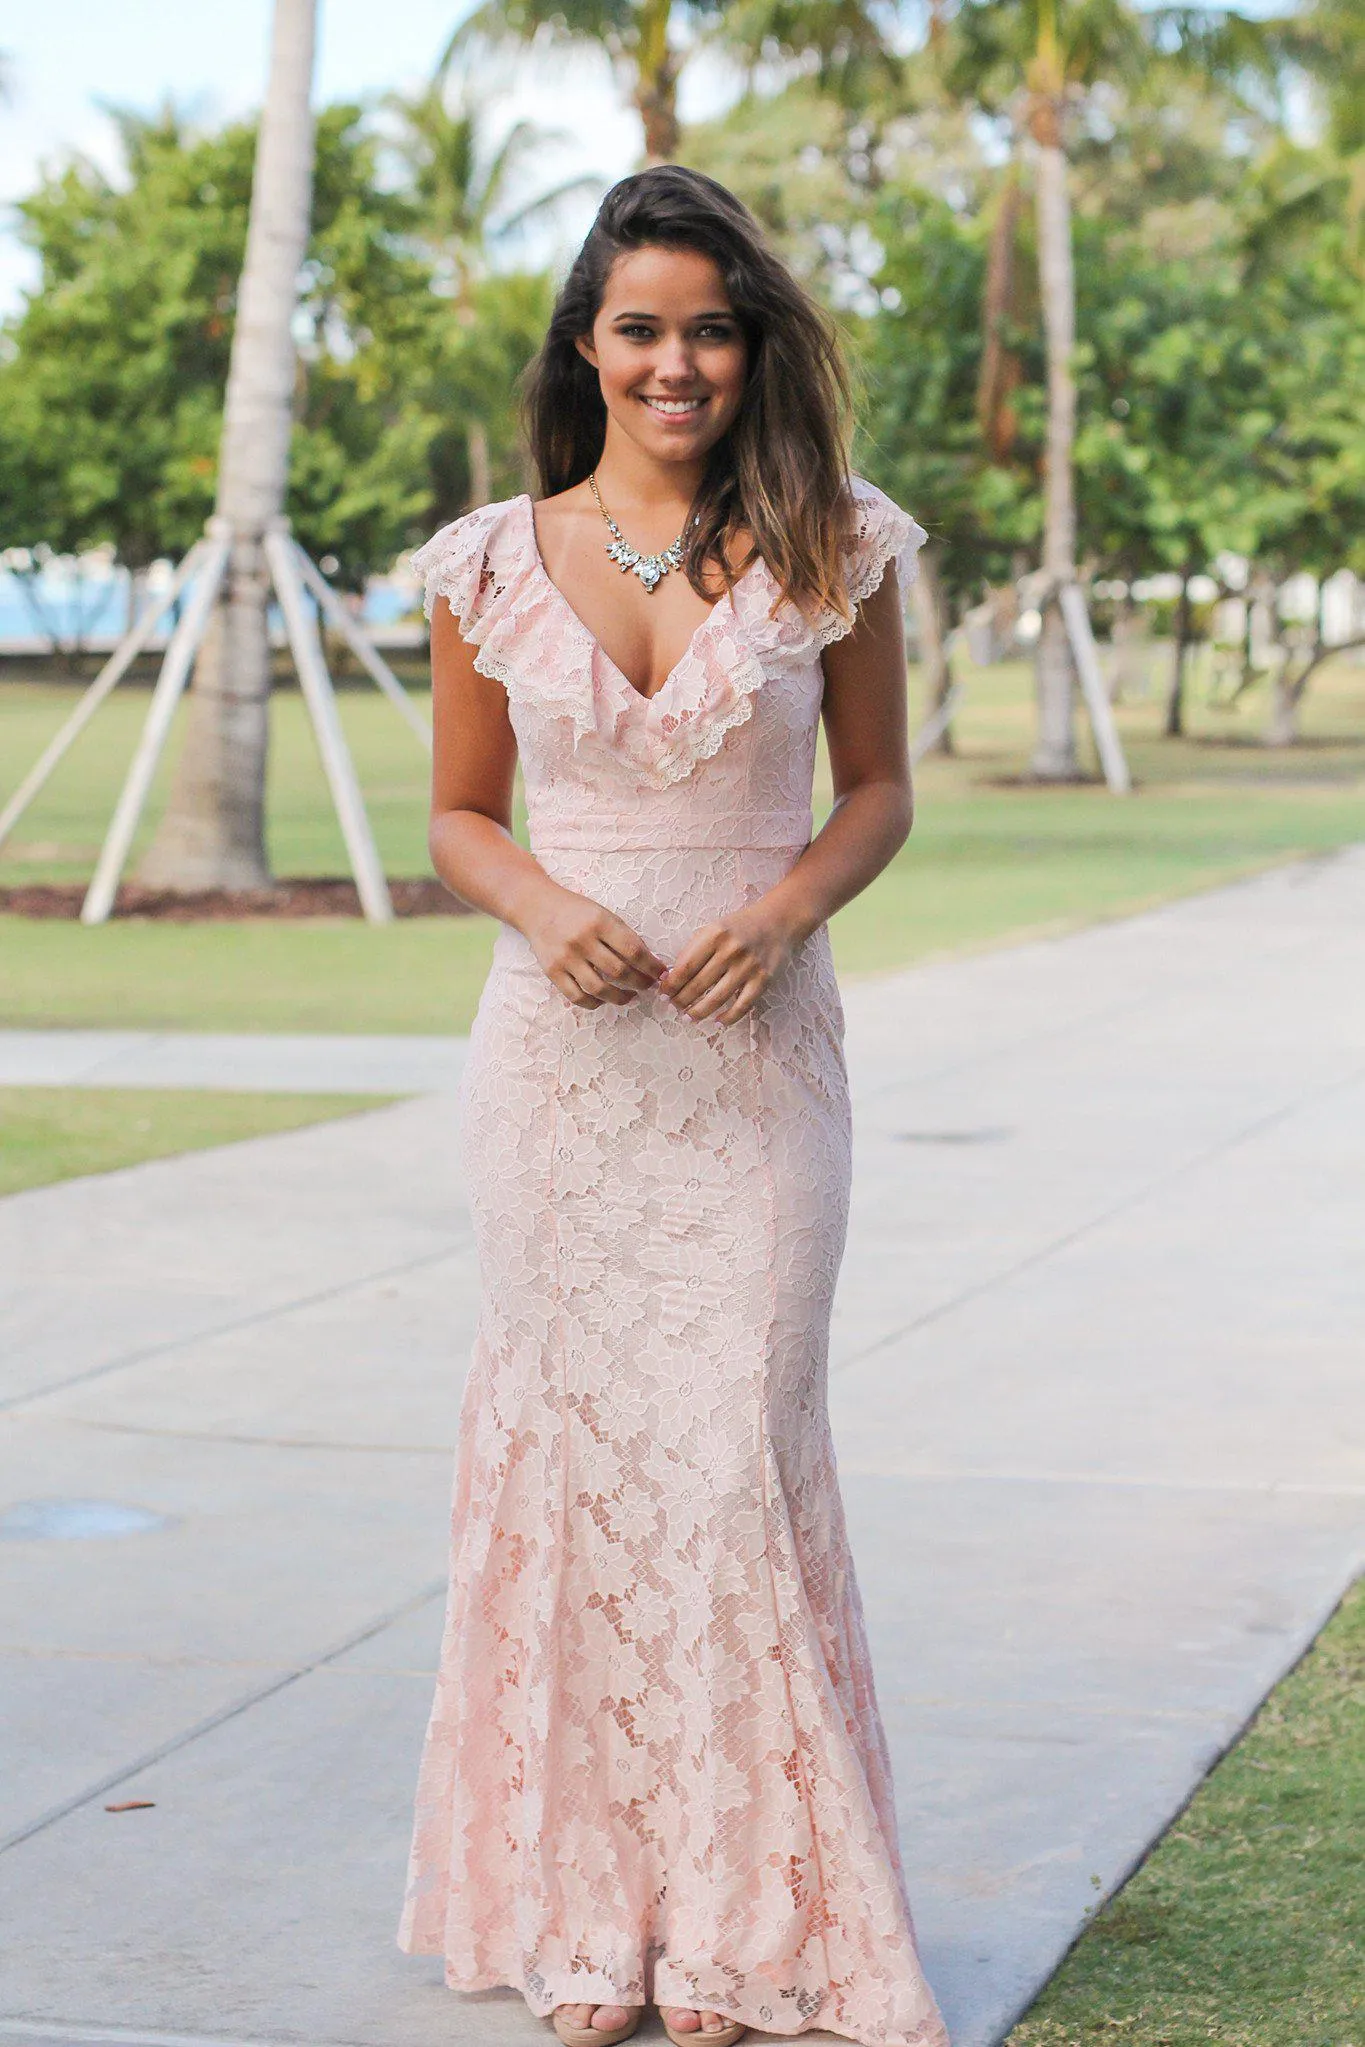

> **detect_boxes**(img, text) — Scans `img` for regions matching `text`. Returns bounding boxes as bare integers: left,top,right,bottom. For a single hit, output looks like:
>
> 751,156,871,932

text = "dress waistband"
529,809,813,853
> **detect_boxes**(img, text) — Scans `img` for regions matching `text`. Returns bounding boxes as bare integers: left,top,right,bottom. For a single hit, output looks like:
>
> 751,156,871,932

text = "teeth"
643,397,704,415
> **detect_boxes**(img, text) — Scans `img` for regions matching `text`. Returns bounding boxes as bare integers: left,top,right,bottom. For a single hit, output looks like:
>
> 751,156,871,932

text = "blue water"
0,566,413,644
0,572,128,642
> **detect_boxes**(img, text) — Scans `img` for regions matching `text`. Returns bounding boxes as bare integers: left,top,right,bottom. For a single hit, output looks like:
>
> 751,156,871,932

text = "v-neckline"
521,493,746,709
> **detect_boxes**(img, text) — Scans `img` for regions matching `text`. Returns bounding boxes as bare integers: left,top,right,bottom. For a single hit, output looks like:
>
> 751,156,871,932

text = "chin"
617,424,702,463
653,432,713,459
640,416,733,456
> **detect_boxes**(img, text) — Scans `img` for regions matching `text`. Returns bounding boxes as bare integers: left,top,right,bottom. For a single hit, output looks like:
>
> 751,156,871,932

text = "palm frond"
437,0,635,75
494,168,607,235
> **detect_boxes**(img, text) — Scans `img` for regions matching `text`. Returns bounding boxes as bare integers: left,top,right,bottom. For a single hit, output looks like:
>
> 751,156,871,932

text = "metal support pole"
1060,581,1132,795
264,524,393,924
0,542,206,855
291,544,431,752
81,533,232,925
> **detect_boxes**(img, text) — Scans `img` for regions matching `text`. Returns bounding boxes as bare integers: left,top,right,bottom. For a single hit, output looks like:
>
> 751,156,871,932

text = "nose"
653,335,697,385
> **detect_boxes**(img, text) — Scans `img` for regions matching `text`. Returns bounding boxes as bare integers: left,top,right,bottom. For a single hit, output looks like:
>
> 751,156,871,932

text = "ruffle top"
411,476,926,798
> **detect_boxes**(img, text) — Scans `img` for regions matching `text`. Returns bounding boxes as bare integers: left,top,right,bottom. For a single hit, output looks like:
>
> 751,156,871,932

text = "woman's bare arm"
427,598,665,1008
660,568,912,1023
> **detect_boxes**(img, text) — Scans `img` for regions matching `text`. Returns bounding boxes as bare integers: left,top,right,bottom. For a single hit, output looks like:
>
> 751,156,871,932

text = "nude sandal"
659,2013,747,2047
552,2007,642,2047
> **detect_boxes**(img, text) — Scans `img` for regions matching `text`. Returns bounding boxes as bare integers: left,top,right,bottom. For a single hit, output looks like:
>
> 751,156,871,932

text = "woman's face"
576,244,748,469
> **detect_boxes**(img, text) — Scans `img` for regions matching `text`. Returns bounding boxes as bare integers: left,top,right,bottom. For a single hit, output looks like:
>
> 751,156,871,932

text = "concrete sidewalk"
1,848,1363,2047
0,1028,467,1095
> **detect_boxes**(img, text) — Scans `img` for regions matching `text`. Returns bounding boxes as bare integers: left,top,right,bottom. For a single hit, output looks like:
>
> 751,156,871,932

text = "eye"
615,323,657,340
696,322,737,340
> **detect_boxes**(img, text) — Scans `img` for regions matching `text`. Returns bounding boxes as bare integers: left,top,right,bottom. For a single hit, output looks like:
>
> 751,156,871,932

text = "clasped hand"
523,885,797,1026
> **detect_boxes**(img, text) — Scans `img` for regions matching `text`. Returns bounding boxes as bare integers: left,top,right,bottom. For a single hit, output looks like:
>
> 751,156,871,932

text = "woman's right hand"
519,883,666,1009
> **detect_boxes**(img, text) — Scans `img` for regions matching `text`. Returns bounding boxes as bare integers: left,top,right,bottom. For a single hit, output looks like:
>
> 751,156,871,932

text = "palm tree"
390,78,597,502
1292,0,1365,257
443,0,688,163
391,79,594,288
1228,0,1365,269
442,0,907,166
940,0,1149,778
140,0,317,891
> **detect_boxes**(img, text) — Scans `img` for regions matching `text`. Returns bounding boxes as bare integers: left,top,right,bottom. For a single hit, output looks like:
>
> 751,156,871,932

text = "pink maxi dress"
398,476,949,2047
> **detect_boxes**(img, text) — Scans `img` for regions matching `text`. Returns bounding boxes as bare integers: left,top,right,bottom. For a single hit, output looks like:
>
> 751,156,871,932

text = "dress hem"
396,1936,950,2047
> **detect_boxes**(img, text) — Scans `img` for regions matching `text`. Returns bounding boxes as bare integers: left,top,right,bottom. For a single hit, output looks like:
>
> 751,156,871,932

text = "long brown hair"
522,166,856,624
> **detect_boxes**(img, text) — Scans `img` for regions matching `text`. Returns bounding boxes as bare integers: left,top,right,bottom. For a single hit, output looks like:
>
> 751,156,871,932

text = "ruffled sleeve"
408,493,607,744
408,496,527,638
817,475,928,649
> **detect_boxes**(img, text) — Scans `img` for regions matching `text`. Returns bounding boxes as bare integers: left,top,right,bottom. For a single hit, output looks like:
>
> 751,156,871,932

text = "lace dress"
398,477,948,2047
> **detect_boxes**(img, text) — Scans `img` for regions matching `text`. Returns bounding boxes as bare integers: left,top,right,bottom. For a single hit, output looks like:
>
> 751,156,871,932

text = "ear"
574,332,600,368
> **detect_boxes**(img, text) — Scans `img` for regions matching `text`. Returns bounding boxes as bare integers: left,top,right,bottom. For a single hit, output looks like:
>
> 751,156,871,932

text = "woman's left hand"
659,906,802,1025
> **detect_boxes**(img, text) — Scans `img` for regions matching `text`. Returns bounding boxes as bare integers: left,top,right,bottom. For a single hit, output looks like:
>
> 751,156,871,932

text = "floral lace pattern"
399,480,947,2047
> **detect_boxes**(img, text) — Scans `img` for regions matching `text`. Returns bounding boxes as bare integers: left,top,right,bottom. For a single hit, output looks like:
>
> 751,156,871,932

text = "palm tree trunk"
467,421,492,509
910,541,954,755
1165,570,1193,738
140,0,316,890
634,0,680,163
1029,100,1081,780
1267,663,1303,746
977,157,1023,463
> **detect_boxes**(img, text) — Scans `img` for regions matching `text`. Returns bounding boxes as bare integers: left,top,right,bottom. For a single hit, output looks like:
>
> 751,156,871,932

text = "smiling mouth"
639,395,708,416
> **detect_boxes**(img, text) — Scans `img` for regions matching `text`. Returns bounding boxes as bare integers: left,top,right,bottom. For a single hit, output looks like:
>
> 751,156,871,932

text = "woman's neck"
591,424,705,521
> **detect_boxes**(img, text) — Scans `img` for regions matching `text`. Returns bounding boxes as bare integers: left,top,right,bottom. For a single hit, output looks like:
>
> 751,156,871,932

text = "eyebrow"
610,308,736,320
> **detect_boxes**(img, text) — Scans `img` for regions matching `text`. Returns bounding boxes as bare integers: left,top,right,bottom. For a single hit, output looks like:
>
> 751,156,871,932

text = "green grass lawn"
2,651,1362,1032
1007,1578,1364,2047
0,1086,393,1198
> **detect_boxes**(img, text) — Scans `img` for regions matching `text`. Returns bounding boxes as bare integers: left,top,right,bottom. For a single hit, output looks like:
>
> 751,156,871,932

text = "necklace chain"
588,472,690,593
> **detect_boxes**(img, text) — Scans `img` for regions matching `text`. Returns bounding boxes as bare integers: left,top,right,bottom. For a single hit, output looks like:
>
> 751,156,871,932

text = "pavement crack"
835,1057,1365,1376
0,2025,369,2047
0,1244,463,1417
65,1419,460,1453
832,1464,1365,1497
848,890,1348,1110
0,1577,447,1859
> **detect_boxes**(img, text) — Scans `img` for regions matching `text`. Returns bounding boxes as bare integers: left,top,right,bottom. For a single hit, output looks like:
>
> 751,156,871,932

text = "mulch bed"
0,878,473,921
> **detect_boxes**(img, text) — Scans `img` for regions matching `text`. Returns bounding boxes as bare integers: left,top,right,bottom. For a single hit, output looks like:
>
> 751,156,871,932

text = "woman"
398,166,948,2047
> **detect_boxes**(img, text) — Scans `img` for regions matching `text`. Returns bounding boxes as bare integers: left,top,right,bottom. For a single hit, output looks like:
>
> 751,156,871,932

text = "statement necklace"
588,472,692,593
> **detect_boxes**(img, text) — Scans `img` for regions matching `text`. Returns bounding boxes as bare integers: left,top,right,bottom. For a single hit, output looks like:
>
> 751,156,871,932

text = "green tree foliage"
422,268,557,514
387,77,590,509
693,12,1365,762
856,192,1038,604
1069,203,1365,586
0,95,582,582
0,104,436,582
1,1,1362,755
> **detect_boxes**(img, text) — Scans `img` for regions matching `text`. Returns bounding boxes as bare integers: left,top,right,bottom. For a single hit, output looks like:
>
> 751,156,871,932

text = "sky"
0,0,657,314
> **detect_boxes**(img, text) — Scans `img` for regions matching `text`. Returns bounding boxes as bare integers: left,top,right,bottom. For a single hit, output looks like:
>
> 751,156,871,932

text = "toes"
557,1997,636,2035
663,2011,701,2033
701,2016,728,2034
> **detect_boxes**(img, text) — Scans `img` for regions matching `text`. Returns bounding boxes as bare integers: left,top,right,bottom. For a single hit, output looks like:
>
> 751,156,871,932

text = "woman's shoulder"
409,494,535,627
